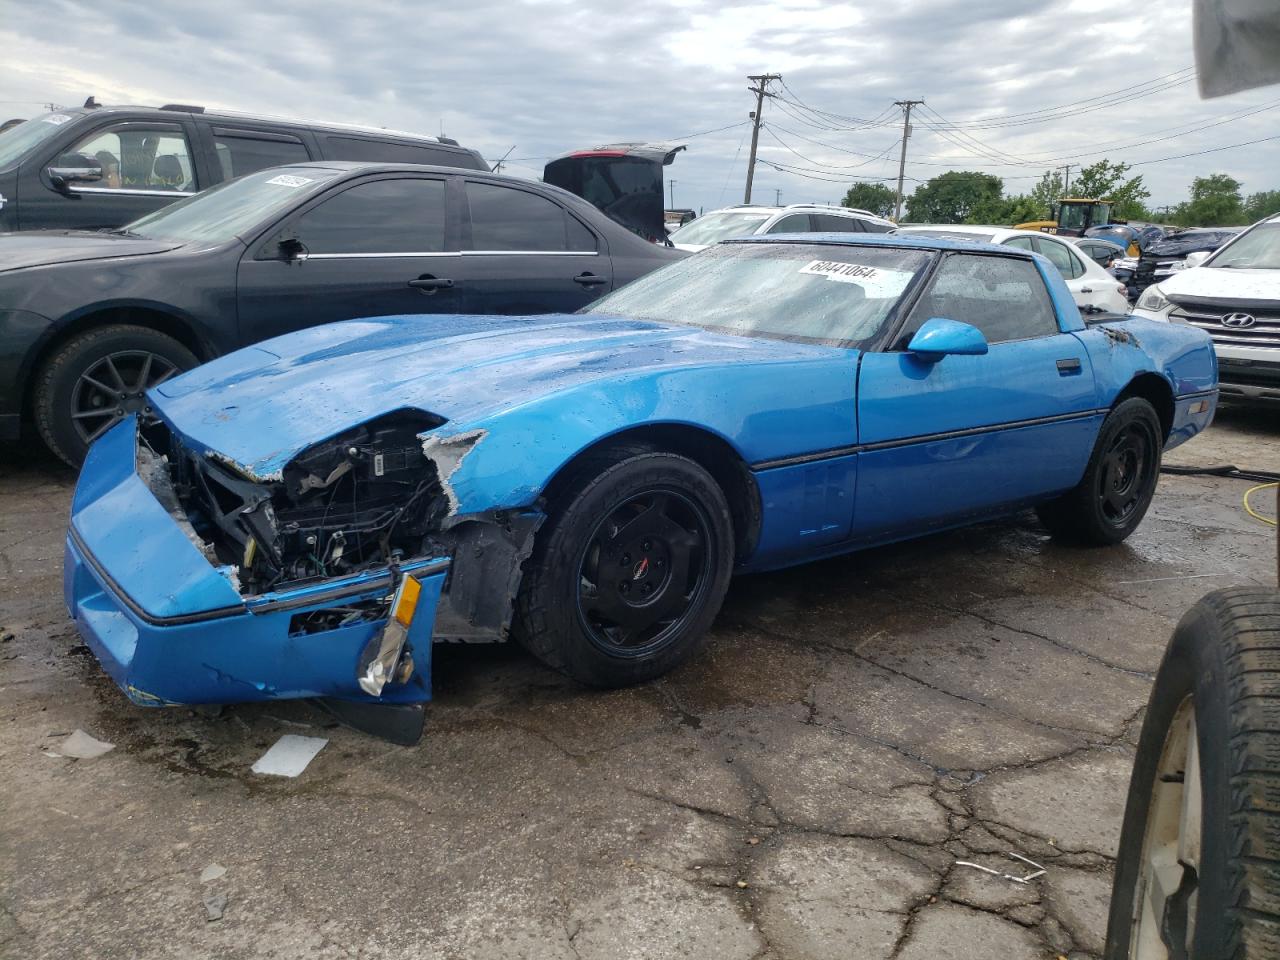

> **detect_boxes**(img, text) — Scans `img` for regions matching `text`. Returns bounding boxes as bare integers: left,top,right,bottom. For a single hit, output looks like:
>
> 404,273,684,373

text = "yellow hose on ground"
1243,482,1279,527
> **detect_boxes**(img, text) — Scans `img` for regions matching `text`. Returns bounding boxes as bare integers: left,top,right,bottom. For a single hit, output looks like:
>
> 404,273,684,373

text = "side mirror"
907,317,989,361
47,153,103,190
1184,250,1210,268
277,237,308,261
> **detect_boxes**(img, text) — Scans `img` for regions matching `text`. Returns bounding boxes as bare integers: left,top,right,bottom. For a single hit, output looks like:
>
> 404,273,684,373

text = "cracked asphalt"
2,406,1278,960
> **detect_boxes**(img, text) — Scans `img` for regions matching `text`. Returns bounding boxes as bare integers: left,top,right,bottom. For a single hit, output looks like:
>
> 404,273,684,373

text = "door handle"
408,276,454,293
573,272,609,287
1080,287,1094,293
1056,358,1082,375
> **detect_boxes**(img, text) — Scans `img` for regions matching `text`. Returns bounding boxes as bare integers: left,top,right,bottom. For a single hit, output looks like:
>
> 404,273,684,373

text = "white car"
1132,213,1280,403
896,224,1131,315
669,203,894,252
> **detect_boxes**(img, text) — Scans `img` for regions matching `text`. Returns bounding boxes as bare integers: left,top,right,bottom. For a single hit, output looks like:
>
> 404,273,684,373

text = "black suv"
0,101,488,232
0,162,682,464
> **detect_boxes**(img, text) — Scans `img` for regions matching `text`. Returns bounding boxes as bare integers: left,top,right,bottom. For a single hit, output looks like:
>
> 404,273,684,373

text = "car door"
236,174,459,344
1033,235,1112,311
853,252,1101,539
19,119,199,230
451,180,612,315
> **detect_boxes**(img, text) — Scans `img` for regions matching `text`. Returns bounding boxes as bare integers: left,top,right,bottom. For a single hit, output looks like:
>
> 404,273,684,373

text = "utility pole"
774,188,782,205
744,73,781,204
490,146,516,174
893,99,924,223
668,180,676,209
1059,164,1073,194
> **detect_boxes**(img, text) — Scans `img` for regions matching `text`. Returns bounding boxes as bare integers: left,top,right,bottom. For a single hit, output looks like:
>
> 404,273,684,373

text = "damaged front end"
64,411,543,743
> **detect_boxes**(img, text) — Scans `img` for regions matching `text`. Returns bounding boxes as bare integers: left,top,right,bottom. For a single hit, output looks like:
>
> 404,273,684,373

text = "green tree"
905,171,1003,223
1177,173,1245,226
961,193,1041,226
1244,189,1280,222
841,182,896,219
1071,159,1151,220
1027,170,1065,221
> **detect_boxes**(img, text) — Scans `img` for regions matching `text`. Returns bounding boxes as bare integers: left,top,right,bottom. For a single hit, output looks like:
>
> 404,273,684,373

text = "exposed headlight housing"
1138,284,1171,313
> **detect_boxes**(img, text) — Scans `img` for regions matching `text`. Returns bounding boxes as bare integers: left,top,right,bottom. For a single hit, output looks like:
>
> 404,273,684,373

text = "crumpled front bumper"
63,416,449,707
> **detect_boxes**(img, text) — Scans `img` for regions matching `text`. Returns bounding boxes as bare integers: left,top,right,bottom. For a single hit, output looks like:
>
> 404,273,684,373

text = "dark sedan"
0,162,682,464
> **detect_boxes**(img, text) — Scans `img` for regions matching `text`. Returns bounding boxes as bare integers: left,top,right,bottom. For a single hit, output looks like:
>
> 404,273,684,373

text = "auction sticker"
265,174,314,188
42,114,73,125
799,260,914,298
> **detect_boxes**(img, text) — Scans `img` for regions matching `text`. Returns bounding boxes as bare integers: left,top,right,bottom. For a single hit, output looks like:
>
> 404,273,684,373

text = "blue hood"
151,312,838,478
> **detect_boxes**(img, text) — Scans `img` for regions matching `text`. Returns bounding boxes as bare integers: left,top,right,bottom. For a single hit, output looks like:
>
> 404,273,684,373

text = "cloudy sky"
3,0,1276,214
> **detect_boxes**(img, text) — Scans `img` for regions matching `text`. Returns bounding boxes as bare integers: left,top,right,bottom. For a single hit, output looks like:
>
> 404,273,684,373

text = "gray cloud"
2,0,1276,215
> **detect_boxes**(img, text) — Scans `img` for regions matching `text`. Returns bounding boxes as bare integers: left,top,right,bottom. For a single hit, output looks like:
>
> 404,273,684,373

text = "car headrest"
153,154,183,181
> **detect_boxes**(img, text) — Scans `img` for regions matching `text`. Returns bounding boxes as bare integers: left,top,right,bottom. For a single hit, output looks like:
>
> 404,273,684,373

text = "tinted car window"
813,213,861,232
766,213,812,234
213,133,311,180
62,126,196,191
1036,238,1084,279
295,177,445,254
1003,235,1036,251
905,254,1058,345
322,135,469,167
466,182,592,252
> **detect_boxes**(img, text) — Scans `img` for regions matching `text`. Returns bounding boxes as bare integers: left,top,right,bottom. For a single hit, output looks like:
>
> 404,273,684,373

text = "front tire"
33,324,197,467
1038,396,1162,545
1104,589,1280,959
514,444,734,688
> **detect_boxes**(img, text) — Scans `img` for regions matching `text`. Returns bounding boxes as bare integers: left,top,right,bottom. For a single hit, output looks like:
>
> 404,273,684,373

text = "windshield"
123,167,340,244
0,113,80,169
669,211,771,246
1058,203,1090,232
1208,222,1280,269
583,241,932,347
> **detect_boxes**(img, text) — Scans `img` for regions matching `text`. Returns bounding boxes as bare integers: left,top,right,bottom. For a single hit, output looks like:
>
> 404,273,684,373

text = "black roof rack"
160,103,205,114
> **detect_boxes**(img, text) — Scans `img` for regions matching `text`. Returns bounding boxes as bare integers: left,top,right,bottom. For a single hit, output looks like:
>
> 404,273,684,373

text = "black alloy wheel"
1097,419,1158,528
71,349,180,446
514,443,735,688
1036,396,1163,546
576,488,714,659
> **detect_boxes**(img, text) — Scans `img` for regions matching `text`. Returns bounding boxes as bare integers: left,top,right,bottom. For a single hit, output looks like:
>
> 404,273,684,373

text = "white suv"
1133,213,1280,403
669,203,895,252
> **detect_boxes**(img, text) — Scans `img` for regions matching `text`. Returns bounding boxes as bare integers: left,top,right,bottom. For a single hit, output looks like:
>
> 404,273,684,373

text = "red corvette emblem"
632,558,650,580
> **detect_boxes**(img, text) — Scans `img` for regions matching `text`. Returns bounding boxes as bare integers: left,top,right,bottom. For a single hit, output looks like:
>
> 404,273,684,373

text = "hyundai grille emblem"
1222,313,1257,328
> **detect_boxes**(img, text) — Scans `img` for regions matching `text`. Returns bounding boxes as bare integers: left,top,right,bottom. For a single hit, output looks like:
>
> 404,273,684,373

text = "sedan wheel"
515,444,734,688
33,324,198,466
1037,396,1163,545
1130,697,1201,959
71,350,181,446
1104,589,1280,960
576,488,714,659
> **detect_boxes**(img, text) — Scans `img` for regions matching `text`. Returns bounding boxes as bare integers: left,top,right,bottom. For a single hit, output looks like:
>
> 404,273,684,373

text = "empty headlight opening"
141,410,449,596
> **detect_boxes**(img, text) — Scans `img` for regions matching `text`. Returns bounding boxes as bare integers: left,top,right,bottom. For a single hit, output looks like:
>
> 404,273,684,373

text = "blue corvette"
64,234,1217,741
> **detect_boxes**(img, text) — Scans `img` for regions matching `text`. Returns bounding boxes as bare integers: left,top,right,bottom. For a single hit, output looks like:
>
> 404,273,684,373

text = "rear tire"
1037,396,1162,545
34,324,197,467
514,444,734,688
1104,589,1280,959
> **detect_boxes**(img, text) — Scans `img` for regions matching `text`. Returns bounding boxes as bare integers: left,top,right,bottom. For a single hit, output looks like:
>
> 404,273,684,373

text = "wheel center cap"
632,557,650,581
